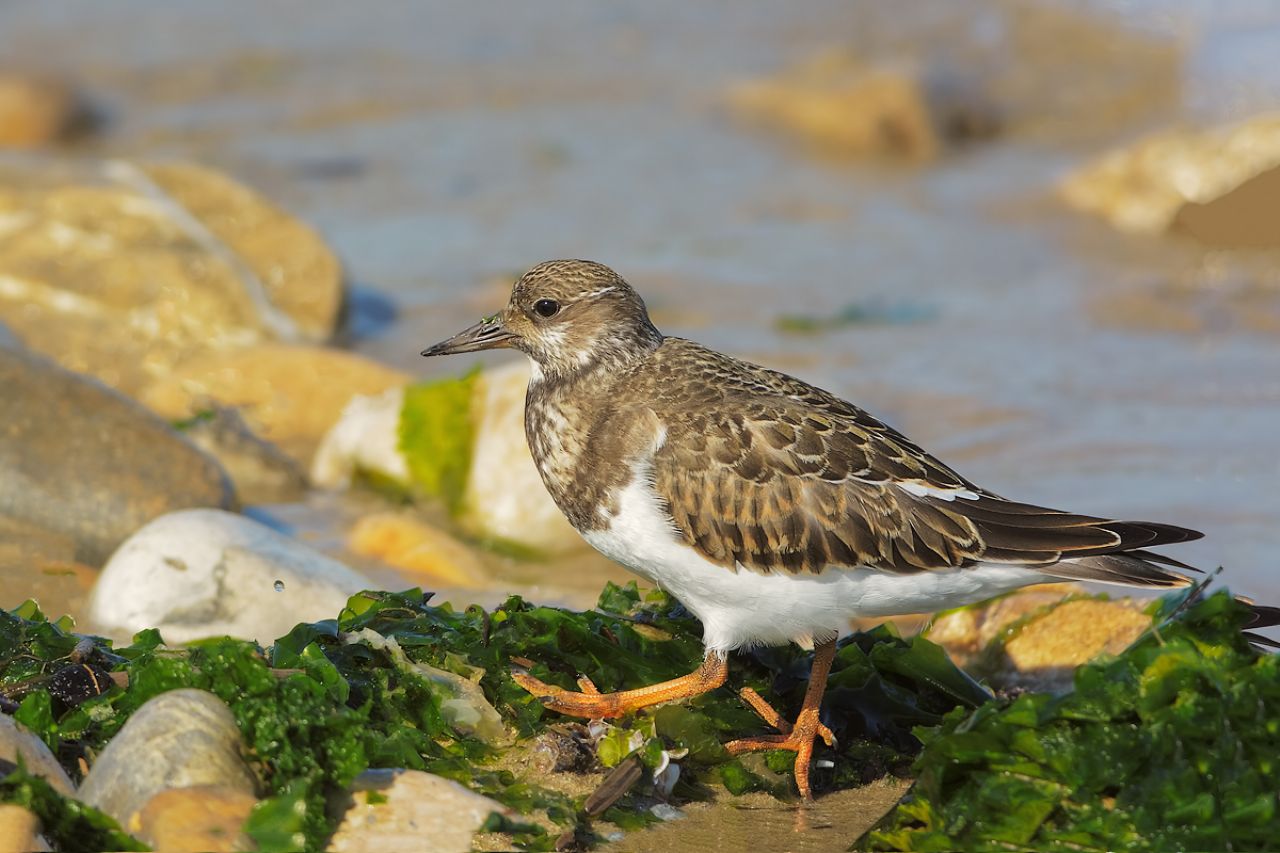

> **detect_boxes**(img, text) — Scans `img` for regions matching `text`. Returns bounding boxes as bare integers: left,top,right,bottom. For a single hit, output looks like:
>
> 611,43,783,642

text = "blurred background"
2,0,1279,640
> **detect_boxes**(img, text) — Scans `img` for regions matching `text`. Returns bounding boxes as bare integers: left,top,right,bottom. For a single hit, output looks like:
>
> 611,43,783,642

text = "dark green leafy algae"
1,582,982,851
861,590,1280,853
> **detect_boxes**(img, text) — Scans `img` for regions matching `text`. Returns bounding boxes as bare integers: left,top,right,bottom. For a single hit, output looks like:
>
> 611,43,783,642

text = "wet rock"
141,343,410,466
176,406,308,504
132,784,257,853
327,769,510,853
0,74,90,148
0,348,235,566
926,584,1081,672
0,715,76,796
1061,114,1280,247
928,589,1151,693
89,508,371,644
0,805,50,853
729,55,994,161
730,3,1179,160
312,361,584,555
348,512,488,589
0,160,343,396
78,689,258,830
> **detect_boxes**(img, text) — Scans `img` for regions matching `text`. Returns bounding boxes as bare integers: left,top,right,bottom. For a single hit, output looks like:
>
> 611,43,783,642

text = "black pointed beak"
421,315,517,357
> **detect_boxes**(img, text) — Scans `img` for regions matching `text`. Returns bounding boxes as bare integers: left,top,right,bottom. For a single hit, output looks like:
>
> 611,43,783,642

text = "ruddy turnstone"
422,259,1203,799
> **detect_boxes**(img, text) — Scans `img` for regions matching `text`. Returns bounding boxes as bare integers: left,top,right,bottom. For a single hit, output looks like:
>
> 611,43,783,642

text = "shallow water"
4,0,1280,614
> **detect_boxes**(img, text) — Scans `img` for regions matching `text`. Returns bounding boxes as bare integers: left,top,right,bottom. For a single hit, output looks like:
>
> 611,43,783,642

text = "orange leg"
725,638,837,801
512,653,728,719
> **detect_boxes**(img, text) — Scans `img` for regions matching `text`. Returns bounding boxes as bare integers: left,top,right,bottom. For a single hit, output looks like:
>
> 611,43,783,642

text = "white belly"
583,478,1054,653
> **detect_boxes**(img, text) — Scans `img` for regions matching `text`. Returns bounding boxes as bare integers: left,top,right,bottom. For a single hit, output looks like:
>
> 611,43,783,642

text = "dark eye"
533,299,560,318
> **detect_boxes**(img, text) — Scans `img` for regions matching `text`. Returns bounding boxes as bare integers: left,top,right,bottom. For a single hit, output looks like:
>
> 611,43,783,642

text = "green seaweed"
861,590,1280,852
398,370,480,514
0,765,145,852
2,581,983,851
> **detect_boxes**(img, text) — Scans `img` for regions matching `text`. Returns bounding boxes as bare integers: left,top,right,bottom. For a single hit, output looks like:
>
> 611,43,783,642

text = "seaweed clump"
862,590,1280,852
2,582,985,852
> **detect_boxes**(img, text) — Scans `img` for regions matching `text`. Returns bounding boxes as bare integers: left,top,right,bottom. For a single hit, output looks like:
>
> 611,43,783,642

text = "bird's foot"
512,653,729,720
725,687,835,801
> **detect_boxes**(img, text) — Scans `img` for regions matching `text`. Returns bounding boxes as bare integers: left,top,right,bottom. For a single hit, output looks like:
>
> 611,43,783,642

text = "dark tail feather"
1042,551,1195,588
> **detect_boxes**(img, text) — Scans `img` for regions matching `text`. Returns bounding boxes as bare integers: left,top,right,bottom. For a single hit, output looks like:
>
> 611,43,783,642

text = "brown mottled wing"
645,342,1200,578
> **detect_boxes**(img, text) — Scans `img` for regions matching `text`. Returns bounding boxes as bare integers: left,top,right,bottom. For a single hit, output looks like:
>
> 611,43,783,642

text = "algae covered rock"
0,716,75,797
864,591,1280,852
313,360,584,556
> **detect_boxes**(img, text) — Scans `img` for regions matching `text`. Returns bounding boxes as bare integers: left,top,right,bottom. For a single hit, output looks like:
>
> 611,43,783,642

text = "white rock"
89,508,371,643
310,386,410,489
327,769,510,853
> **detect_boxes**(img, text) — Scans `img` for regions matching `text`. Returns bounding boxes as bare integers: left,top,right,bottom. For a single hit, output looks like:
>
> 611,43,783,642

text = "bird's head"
421,260,662,380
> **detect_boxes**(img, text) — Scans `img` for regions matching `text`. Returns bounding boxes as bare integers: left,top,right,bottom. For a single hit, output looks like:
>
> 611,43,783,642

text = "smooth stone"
140,343,410,466
1061,113,1280,244
0,349,235,566
77,689,258,829
327,769,510,853
347,512,489,589
0,805,50,853
89,508,371,643
132,784,258,853
0,160,343,397
0,715,76,796
0,73,90,148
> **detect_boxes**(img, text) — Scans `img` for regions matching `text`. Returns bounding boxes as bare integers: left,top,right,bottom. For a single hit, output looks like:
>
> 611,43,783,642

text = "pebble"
77,689,258,830
327,769,511,853
89,508,371,644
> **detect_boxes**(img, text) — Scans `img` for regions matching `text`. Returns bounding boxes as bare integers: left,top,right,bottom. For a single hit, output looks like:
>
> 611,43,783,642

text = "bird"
421,259,1205,800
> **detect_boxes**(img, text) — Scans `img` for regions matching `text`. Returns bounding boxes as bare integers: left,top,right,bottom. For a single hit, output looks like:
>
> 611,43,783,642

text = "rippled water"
5,0,1280,609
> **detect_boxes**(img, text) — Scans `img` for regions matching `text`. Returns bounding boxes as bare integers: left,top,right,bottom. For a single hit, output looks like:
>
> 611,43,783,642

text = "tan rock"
132,785,257,853
327,769,510,853
0,805,50,853
0,74,88,148
729,55,962,161
1061,114,1280,246
78,689,260,828
931,590,1152,694
926,584,1083,671
142,162,343,341
348,512,488,588
0,160,343,396
1000,598,1151,683
140,344,409,465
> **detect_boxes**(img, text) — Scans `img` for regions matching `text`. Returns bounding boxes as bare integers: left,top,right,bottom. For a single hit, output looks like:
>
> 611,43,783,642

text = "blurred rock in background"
0,72,95,149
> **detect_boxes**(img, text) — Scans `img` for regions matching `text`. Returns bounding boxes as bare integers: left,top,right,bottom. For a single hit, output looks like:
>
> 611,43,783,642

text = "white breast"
584,474,1053,653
